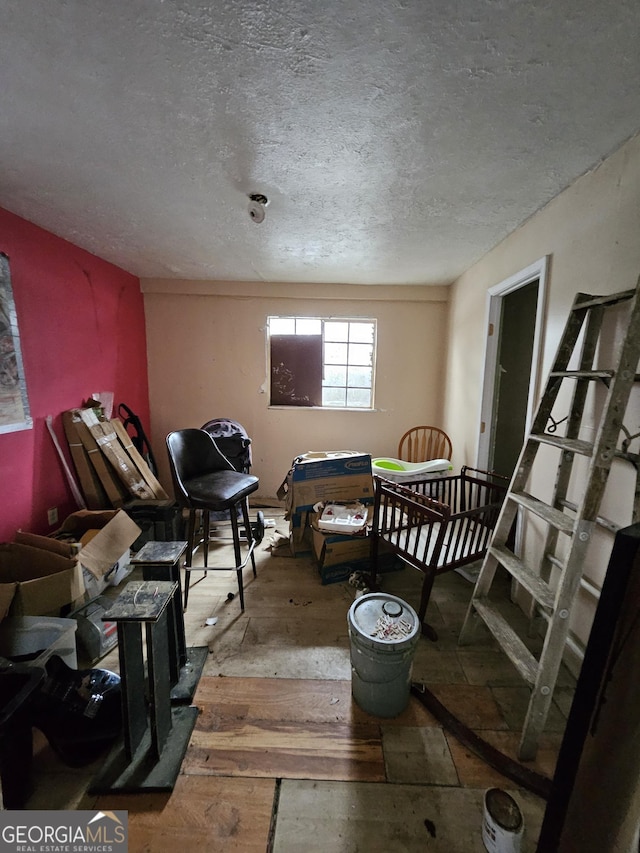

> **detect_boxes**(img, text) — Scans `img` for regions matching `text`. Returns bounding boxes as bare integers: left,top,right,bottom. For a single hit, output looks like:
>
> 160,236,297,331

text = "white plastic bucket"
347,592,420,717
482,788,524,853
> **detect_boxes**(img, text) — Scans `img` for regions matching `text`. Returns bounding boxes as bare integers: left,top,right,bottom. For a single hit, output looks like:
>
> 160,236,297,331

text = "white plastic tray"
318,503,368,534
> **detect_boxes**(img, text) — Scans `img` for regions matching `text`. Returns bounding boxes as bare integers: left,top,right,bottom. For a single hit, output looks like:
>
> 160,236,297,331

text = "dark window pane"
270,335,322,406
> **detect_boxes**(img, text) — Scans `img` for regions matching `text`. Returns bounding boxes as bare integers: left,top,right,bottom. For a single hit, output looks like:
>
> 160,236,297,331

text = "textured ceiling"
1,1,639,285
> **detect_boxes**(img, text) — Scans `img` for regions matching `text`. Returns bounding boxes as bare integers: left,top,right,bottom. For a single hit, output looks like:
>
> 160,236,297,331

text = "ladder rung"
489,544,556,610
472,600,539,684
548,370,614,380
509,491,575,534
573,289,636,309
557,499,619,534
544,553,564,569
531,434,594,456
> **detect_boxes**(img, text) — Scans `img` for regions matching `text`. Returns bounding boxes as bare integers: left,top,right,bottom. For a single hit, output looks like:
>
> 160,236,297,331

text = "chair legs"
182,501,257,612
241,497,258,579
183,509,198,611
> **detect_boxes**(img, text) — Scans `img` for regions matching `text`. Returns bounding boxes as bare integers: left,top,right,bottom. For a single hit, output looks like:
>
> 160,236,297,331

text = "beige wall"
444,131,640,653
142,280,449,503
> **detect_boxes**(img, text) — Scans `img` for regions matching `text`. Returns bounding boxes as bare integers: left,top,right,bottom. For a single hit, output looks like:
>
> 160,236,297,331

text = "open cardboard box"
278,452,374,557
310,505,371,585
0,510,141,621
53,510,142,598
278,452,374,515
0,541,83,621
309,506,400,585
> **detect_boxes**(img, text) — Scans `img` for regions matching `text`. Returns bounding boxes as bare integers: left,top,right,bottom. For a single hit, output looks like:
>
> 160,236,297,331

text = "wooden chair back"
397,426,452,462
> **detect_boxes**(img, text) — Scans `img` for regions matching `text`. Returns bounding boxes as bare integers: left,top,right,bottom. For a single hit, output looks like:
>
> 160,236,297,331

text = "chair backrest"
397,426,452,462
166,429,234,506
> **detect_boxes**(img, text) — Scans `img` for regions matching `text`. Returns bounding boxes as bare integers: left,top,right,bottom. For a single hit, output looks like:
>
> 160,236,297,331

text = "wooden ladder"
458,281,640,761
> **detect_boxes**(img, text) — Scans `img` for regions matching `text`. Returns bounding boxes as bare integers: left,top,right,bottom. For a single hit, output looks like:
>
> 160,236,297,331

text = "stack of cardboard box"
278,451,394,584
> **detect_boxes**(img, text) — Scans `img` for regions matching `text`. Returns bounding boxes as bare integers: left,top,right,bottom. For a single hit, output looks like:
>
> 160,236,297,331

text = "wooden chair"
398,426,452,463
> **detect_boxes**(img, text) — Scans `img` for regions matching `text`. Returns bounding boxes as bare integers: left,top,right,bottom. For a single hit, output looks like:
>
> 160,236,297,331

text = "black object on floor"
0,660,45,808
30,655,122,767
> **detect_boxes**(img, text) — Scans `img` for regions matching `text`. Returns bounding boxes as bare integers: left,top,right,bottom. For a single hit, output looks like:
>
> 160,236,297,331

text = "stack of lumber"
63,407,169,509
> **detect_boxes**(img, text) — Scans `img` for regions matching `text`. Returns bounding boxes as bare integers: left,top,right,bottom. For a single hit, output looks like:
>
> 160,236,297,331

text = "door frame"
477,256,549,475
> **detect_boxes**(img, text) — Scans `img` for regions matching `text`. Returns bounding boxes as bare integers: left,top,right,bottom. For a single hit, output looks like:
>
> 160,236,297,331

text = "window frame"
267,315,377,411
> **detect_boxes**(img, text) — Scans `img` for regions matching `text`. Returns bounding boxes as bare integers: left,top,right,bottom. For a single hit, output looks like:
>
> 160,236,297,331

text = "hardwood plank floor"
95,775,275,853
15,508,574,851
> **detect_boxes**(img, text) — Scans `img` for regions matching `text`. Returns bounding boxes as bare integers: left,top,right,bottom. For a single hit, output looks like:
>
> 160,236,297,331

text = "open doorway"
477,257,548,481
491,281,539,477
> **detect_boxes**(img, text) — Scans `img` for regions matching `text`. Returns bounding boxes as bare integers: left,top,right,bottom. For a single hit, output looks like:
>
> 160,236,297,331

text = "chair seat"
183,470,259,511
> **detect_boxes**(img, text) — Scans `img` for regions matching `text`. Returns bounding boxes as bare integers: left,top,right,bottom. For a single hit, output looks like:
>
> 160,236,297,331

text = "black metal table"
130,540,208,702
89,580,198,794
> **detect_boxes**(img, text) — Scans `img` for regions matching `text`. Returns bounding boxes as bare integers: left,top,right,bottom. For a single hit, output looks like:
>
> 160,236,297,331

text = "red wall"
0,207,150,540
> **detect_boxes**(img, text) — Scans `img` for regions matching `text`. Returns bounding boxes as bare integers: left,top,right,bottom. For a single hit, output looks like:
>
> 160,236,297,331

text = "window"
268,316,376,409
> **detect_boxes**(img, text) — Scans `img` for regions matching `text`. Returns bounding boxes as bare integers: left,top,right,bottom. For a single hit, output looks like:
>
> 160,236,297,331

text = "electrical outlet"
47,507,58,526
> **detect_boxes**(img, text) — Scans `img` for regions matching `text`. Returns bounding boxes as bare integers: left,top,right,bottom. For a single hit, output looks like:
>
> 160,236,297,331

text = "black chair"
166,428,262,611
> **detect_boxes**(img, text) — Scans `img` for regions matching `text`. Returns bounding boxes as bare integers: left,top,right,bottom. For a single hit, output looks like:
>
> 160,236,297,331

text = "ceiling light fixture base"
248,193,269,224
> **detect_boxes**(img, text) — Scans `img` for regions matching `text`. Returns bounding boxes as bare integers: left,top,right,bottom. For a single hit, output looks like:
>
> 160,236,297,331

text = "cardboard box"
288,511,312,556
309,507,401,585
279,452,374,516
315,546,401,585
312,527,371,569
0,542,84,621
311,509,371,567
1,511,140,620
309,504,371,585
53,510,141,598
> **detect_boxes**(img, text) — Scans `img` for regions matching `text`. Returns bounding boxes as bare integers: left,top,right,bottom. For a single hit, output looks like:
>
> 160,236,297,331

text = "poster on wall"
0,252,32,434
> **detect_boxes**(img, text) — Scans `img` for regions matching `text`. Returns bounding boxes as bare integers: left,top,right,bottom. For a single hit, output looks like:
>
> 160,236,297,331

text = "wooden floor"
20,509,574,851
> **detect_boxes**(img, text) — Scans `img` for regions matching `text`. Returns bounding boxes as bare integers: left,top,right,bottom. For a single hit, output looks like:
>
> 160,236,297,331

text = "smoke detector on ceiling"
248,193,268,224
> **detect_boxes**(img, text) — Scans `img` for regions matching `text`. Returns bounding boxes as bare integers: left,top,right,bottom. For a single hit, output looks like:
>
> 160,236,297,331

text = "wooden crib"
369,466,509,640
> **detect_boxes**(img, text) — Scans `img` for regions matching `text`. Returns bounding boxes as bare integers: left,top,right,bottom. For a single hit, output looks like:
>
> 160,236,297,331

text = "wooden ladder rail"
458,283,640,761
